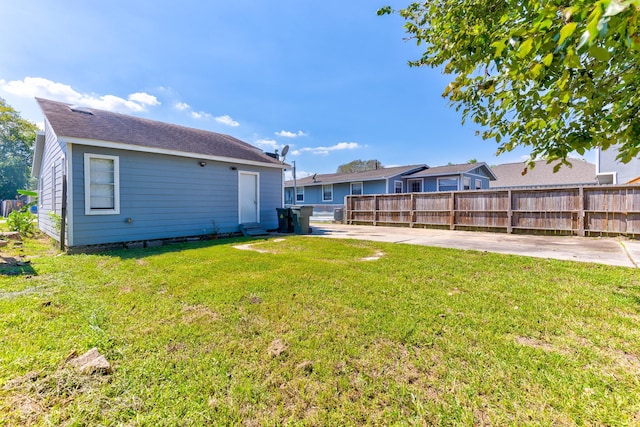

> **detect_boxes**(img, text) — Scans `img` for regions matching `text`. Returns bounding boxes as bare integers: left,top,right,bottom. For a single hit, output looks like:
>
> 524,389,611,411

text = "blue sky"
1,0,584,178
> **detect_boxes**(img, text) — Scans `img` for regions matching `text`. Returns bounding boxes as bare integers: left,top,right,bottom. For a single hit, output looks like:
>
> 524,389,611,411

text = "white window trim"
296,186,304,202
463,176,471,190
407,179,422,193
350,181,363,195
437,176,459,192
84,153,120,215
322,184,333,202
475,179,482,190
394,180,403,194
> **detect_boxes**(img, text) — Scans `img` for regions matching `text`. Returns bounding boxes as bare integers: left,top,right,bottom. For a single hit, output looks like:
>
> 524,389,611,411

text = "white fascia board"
63,137,286,169
31,133,46,177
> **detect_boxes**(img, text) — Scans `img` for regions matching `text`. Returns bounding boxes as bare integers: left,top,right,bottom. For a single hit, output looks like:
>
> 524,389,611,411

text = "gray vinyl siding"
599,146,640,183
70,145,282,246
37,121,66,241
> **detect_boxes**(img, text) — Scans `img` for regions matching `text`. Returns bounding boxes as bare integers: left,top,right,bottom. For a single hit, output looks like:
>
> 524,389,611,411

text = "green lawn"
1,235,639,426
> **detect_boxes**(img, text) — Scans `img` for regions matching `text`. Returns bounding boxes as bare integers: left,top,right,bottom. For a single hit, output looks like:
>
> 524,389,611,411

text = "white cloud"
128,92,160,106
254,138,281,151
284,169,312,181
215,114,239,127
0,77,160,113
191,111,212,120
173,101,215,121
293,142,361,156
275,130,307,138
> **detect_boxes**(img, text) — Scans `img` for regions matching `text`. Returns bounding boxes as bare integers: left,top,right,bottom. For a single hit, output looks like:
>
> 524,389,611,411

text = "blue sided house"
32,98,286,251
284,165,428,205
284,162,496,206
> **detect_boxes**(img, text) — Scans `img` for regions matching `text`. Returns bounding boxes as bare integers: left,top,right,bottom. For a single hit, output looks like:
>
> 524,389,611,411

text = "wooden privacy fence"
345,185,640,237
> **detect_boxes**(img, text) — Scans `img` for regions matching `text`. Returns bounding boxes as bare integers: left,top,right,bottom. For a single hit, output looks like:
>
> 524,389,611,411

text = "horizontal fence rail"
345,185,640,237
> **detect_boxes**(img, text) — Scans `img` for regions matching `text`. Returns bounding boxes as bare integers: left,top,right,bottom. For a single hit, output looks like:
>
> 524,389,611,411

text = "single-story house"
284,164,428,205
32,98,285,250
595,146,640,184
490,158,596,188
399,162,496,192
283,162,496,206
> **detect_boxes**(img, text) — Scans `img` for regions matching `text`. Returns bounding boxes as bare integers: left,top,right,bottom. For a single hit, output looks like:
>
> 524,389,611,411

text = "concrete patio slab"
309,223,640,268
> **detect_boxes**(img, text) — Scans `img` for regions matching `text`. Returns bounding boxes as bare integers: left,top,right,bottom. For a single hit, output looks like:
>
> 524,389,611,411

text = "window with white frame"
351,182,363,195
463,177,471,190
408,179,422,193
84,153,120,215
296,186,304,202
438,177,458,191
285,188,294,205
322,184,333,202
394,180,403,193
475,179,482,190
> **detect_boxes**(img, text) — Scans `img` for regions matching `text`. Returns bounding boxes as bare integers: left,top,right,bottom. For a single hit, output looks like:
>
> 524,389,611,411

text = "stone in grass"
0,232,22,241
0,240,7,248
67,348,112,374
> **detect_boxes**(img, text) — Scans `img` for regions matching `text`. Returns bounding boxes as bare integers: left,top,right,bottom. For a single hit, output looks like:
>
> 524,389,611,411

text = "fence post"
373,195,377,226
449,192,455,230
410,193,415,228
578,186,585,236
345,195,350,225
507,190,513,234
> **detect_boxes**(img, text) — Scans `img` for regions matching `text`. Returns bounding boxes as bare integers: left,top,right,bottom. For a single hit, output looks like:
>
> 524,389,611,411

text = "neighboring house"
399,162,496,192
283,165,428,205
283,162,496,206
595,146,640,184
32,98,285,250
490,158,596,188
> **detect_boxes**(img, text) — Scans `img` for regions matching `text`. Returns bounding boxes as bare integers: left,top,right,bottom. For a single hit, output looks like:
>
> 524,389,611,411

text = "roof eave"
64,136,286,169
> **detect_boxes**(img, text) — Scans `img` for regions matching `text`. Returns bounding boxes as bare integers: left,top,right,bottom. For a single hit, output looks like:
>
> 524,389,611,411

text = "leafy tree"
379,1,640,168
0,98,38,200
337,159,383,173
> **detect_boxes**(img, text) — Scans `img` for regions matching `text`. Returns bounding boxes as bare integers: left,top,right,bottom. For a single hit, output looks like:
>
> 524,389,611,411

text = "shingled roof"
36,98,283,167
490,159,596,188
284,164,428,186
406,162,497,180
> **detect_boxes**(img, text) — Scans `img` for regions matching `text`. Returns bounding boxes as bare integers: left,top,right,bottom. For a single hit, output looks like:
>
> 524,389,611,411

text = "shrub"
6,209,36,236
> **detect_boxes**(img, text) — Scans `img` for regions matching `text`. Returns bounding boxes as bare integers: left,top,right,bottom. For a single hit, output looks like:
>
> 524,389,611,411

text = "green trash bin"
290,206,314,234
276,208,293,233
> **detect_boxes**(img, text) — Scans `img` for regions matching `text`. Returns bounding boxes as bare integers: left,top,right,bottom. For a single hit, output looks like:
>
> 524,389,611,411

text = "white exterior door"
239,171,259,223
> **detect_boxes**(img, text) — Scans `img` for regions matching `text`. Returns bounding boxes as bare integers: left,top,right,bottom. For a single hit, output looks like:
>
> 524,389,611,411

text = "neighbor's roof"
36,98,283,167
490,159,596,188
406,162,497,180
285,164,428,187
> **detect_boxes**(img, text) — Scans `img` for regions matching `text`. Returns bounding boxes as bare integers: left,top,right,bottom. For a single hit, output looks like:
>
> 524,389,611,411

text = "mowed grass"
1,234,640,426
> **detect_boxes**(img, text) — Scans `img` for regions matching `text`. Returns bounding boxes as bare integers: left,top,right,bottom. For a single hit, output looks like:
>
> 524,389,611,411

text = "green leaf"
589,45,611,60
542,53,553,66
491,40,506,57
518,38,534,58
558,22,578,46
530,63,543,78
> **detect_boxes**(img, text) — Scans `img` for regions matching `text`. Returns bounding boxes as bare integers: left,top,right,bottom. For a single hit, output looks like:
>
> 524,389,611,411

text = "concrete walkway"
309,223,640,268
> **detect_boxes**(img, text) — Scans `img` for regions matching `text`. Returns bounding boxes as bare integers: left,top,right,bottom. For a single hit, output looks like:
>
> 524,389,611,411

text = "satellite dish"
280,145,289,162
